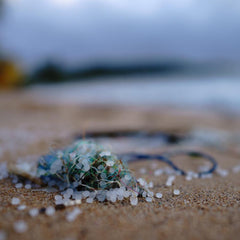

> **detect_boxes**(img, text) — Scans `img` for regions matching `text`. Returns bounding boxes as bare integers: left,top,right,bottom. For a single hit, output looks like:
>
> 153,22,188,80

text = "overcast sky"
1,0,240,70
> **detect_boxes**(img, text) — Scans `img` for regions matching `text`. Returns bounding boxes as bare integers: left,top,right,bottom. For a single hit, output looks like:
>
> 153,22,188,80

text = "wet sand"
0,91,240,240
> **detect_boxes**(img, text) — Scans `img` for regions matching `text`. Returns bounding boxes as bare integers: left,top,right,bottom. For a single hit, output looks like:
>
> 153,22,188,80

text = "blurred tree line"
29,61,187,84
29,60,220,84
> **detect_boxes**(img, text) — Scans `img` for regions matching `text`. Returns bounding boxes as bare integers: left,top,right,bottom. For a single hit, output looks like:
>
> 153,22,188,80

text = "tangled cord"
120,150,218,177
78,130,218,177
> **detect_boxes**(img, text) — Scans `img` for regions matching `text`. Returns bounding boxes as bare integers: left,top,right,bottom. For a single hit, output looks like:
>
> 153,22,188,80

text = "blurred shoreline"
18,74,240,115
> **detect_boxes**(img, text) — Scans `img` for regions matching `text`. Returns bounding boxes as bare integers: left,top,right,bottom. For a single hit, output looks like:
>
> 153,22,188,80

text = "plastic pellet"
66,208,82,222
13,221,28,233
17,205,26,211
25,184,32,189
11,197,20,205
173,189,180,195
146,197,152,202
15,183,23,189
29,208,39,217
185,175,192,181
149,181,154,188
130,196,138,206
46,206,55,216
155,192,163,199
0,230,6,240
86,198,94,204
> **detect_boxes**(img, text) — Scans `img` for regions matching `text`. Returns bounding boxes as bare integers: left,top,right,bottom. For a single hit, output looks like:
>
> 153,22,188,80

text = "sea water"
26,75,240,113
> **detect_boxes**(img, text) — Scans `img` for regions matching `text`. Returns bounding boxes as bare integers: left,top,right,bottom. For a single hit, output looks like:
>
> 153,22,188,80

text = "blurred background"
0,0,240,111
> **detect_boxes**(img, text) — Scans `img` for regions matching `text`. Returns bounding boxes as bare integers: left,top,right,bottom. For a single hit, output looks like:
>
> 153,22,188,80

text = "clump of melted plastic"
7,140,154,205
37,140,142,193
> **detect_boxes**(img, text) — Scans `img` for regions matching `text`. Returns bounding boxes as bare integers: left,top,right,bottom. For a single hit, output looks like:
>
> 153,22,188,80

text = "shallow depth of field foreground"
0,93,239,240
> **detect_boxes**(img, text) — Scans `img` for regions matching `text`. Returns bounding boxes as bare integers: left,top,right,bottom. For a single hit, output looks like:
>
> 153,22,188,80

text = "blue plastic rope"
120,150,217,177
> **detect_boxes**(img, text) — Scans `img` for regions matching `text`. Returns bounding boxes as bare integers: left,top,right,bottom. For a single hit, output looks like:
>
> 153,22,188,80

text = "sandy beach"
0,89,240,240
1,0,240,239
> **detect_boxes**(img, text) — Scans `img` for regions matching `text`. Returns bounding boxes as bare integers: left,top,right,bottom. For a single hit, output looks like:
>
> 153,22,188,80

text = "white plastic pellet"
66,188,74,196
17,205,26,211
82,191,90,198
86,198,94,204
110,194,117,203
11,197,20,205
66,208,82,222
0,162,8,180
55,199,64,205
185,175,192,181
148,181,154,188
173,189,180,196
145,197,153,202
55,195,62,201
166,175,175,187
15,183,23,189
75,199,82,205
46,206,55,216
130,196,138,206
155,192,163,199
216,168,229,177
13,220,28,233
64,200,75,207
0,230,6,240
25,184,31,189
29,208,39,217
137,178,146,187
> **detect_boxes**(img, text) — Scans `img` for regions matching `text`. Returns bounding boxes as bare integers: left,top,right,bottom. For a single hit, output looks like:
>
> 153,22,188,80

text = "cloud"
1,0,240,70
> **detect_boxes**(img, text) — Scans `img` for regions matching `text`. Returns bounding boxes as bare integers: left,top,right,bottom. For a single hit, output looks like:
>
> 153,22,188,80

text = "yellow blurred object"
0,60,23,89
